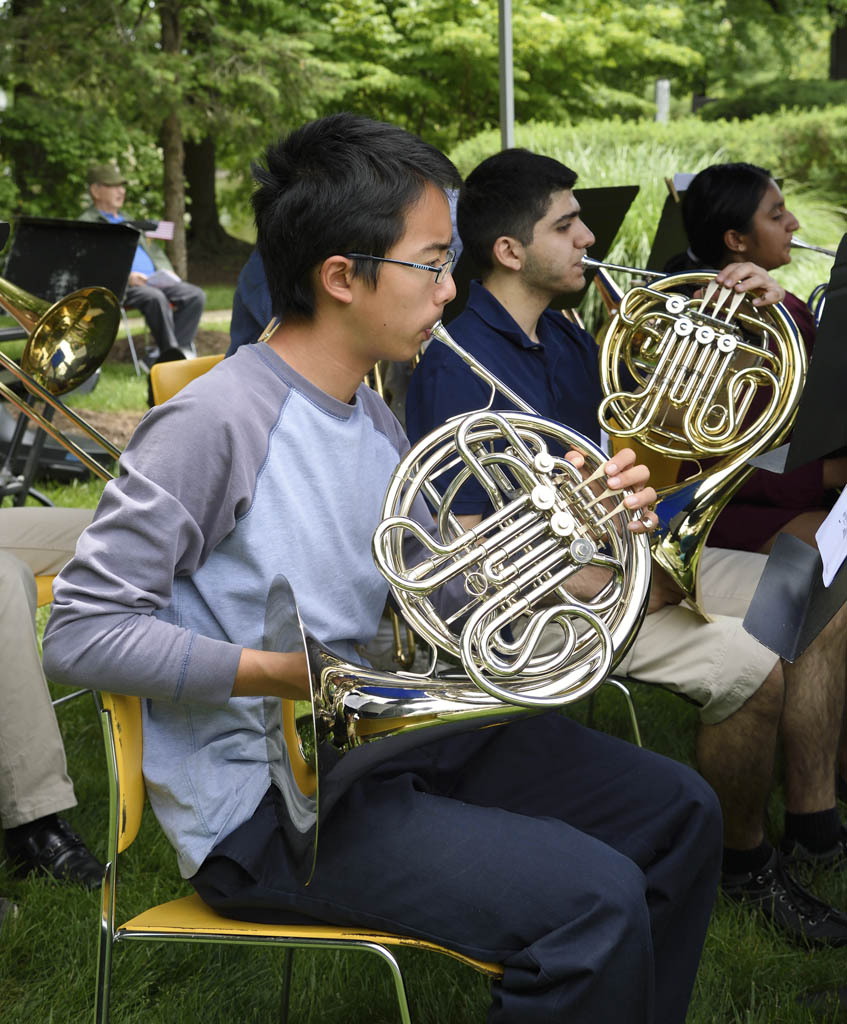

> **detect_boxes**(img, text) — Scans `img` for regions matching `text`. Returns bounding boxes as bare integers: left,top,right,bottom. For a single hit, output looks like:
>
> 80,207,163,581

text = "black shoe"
722,849,847,947
781,826,847,885
5,817,104,890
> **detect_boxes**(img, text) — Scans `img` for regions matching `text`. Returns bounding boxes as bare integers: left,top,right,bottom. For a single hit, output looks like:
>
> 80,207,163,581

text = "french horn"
589,258,807,618
291,321,652,879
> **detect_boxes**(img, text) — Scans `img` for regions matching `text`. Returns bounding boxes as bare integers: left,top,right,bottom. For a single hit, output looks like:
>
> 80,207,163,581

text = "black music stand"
4,216,137,304
742,232,847,659
645,175,693,272
443,185,639,324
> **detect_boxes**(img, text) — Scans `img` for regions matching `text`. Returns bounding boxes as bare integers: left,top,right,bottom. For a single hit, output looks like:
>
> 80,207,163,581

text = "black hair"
681,162,773,267
251,112,461,321
457,149,578,272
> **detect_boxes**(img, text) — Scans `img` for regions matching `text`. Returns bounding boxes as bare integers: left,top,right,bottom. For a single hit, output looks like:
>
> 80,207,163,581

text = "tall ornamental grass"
449,113,847,332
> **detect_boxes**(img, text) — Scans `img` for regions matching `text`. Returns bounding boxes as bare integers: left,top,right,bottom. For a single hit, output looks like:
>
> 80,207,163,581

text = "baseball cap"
87,162,127,187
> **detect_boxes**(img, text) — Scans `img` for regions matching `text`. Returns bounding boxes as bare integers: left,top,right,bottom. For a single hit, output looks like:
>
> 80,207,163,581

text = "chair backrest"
100,692,146,854
35,574,54,607
101,692,314,852
150,353,224,405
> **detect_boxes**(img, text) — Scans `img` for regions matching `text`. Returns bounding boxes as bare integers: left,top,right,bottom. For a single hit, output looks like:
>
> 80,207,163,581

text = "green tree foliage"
316,0,706,146
0,0,335,266
0,0,841,262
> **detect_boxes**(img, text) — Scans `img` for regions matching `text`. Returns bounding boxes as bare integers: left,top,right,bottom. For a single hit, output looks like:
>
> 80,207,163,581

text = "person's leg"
616,550,781,853
124,283,179,355
760,508,830,553
0,507,93,575
195,717,720,1024
445,714,721,1024
0,552,75,827
696,662,783,849
781,602,847,819
160,280,205,354
0,552,103,887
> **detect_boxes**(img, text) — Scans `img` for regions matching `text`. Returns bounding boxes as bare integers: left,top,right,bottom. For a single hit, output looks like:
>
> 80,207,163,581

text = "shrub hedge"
699,79,847,122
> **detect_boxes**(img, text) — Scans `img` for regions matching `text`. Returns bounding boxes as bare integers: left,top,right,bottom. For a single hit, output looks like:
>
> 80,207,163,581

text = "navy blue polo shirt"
406,281,604,513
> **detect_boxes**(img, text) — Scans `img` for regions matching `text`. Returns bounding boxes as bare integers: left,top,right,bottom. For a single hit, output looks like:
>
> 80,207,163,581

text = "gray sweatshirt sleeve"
42,374,269,705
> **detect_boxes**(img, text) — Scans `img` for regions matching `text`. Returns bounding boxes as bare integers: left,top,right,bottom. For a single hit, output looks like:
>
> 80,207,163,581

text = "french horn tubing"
589,258,807,618
0,276,122,482
300,321,652,817
790,238,837,258
790,236,840,328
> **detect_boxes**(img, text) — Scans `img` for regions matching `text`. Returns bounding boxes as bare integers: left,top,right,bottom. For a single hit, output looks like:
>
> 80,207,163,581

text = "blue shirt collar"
465,280,546,351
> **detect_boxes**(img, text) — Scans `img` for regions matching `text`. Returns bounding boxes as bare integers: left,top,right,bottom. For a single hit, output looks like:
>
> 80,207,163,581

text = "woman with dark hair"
675,161,845,555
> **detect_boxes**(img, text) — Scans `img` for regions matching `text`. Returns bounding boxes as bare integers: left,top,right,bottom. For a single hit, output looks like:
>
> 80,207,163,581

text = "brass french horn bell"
587,257,806,618
0,277,122,480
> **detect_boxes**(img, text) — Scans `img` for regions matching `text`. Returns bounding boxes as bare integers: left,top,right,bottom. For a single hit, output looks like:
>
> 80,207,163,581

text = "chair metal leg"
94,875,115,1024
604,676,643,747
279,948,294,1024
51,688,90,708
121,309,142,376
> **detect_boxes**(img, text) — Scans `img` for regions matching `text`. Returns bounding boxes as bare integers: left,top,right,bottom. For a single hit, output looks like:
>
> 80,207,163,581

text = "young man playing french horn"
406,146,847,950
43,114,720,1023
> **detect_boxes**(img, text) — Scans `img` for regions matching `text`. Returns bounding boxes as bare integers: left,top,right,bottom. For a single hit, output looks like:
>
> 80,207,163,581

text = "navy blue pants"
124,278,205,355
192,714,722,1023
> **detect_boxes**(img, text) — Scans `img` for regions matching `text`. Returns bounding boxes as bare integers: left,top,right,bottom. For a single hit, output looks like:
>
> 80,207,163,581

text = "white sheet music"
815,486,847,586
145,220,175,241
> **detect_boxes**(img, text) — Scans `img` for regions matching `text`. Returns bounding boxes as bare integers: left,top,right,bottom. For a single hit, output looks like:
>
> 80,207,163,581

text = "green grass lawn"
4,328,847,1023
3,667,847,1022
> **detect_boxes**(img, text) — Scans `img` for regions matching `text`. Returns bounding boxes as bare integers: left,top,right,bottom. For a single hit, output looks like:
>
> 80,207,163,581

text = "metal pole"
498,0,515,150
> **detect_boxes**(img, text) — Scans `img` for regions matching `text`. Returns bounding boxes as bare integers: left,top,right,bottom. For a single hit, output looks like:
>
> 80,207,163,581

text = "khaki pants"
617,547,780,725
0,507,93,828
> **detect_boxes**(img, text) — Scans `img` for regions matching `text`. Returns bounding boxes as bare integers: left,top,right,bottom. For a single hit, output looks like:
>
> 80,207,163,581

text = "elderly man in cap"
80,162,205,364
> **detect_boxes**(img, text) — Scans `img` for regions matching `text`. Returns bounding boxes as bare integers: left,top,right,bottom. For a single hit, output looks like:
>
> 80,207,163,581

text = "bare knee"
742,661,784,721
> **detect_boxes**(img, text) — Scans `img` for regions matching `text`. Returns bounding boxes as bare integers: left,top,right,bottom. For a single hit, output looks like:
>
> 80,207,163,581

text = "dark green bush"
700,79,847,121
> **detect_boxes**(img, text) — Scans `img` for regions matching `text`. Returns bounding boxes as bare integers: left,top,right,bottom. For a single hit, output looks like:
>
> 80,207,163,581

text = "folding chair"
119,309,142,376
95,691,503,1023
149,353,224,405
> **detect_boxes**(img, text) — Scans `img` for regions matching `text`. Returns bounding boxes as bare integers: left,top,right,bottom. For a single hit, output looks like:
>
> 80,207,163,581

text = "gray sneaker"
722,849,847,947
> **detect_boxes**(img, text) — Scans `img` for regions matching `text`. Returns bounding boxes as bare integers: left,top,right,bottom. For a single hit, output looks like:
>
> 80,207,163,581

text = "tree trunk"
159,3,188,278
184,136,230,251
831,23,847,79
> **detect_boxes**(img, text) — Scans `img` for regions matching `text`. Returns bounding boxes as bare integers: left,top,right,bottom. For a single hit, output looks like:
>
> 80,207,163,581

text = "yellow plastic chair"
149,353,225,405
95,691,503,1023
35,573,54,608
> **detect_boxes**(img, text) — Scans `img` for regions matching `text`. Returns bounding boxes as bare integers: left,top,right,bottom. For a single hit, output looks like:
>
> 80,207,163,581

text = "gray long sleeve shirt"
43,343,415,877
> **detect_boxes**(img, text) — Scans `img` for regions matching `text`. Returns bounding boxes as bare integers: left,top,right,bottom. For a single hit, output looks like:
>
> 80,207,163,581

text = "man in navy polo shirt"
406,147,847,948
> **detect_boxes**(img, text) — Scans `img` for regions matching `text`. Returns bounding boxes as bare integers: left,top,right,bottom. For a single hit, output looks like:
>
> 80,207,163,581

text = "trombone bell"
0,278,123,483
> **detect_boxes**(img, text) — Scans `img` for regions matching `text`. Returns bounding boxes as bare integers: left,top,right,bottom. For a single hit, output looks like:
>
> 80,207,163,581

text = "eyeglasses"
343,249,456,285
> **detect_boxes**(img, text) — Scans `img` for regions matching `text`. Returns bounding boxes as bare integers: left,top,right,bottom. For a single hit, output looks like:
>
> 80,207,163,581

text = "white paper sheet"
815,486,847,586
